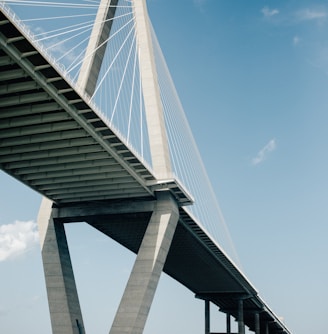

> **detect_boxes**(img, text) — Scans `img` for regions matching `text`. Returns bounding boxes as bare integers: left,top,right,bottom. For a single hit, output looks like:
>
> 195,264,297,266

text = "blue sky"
1,0,328,333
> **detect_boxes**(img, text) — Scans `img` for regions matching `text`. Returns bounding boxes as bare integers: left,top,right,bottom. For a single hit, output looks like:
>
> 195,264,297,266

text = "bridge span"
0,3,291,334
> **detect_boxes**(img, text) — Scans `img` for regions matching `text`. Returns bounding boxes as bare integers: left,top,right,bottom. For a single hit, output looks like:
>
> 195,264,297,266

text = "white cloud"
252,139,276,166
29,24,79,69
308,46,328,76
296,8,327,21
293,35,301,45
0,221,39,262
262,7,279,18
193,0,207,11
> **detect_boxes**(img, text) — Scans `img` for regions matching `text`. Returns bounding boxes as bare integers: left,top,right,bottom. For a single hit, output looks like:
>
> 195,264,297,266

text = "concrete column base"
109,191,179,334
37,197,85,334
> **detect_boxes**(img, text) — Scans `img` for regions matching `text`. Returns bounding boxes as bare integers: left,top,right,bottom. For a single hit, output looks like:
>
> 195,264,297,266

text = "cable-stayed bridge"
0,1,291,334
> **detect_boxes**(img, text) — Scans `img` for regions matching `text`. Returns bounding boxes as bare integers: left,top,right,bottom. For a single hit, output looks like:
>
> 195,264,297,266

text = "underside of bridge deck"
0,9,191,206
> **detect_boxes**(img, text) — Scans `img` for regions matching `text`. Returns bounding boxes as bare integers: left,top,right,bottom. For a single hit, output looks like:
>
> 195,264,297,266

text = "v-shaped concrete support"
109,191,179,334
38,198,85,334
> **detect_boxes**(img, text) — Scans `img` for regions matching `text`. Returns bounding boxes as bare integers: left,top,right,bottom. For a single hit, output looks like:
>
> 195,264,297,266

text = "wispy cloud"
0,221,39,262
308,46,328,75
296,8,328,22
293,35,301,46
30,25,80,70
252,139,276,166
262,7,279,18
193,0,207,11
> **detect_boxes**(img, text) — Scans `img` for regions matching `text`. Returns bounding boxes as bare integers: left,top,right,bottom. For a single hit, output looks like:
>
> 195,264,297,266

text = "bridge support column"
238,299,245,334
226,313,231,334
205,300,210,334
37,197,85,334
255,312,260,334
109,191,179,334
265,322,269,334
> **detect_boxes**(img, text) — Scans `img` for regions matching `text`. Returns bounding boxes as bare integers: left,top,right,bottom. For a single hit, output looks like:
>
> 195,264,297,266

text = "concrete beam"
58,199,155,220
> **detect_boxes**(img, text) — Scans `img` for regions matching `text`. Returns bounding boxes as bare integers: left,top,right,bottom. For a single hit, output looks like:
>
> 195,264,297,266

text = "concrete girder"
11,157,118,175
46,76,67,83
0,137,98,155
57,200,156,219
0,130,89,147
0,79,39,94
20,50,39,58
0,68,26,81
44,181,142,197
57,87,74,94
50,187,149,202
0,144,104,163
28,170,130,187
0,17,9,25
0,102,61,119
6,35,25,43
37,177,138,193
51,191,151,204
0,54,12,65
27,169,129,186
20,164,125,181
2,152,109,169
0,111,72,129
0,91,50,107
0,120,81,138
34,64,51,71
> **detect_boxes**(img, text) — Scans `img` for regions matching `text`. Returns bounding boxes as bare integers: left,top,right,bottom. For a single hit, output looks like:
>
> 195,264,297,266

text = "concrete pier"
37,198,85,334
109,191,179,334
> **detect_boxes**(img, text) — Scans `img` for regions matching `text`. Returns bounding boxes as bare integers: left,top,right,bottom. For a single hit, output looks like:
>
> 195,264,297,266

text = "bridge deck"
0,7,290,334
0,8,190,206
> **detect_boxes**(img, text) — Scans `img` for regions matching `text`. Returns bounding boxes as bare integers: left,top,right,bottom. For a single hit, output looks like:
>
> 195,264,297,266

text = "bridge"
0,1,291,334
